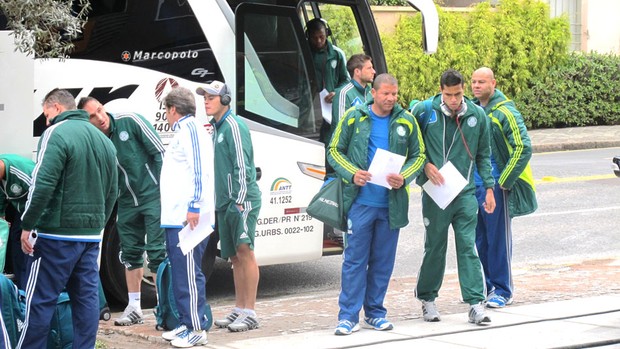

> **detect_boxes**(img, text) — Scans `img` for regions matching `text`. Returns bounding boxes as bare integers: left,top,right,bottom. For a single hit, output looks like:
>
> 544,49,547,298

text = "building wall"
583,0,620,53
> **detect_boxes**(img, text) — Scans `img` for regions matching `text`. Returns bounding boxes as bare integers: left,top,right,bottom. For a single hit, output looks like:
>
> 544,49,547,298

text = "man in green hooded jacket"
411,69,495,325
471,67,537,309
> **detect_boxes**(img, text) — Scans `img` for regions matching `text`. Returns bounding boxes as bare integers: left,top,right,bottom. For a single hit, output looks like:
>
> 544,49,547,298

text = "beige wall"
583,0,620,53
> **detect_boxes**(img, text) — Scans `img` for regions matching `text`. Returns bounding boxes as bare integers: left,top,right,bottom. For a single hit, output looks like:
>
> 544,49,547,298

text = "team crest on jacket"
330,59,337,69
217,133,224,143
467,117,477,128
119,131,129,141
10,184,22,195
396,125,406,137
352,97,363,106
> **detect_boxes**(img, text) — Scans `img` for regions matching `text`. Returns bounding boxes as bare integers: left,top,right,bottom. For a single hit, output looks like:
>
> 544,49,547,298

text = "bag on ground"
46,291,73,349
154,257,212,331
307,177,347,231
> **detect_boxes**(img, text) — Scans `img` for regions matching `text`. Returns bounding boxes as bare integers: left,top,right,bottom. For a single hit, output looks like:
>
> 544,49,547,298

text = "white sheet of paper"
319,89,332,123
178,212,214,256
422,161,468,210
367,148,406,189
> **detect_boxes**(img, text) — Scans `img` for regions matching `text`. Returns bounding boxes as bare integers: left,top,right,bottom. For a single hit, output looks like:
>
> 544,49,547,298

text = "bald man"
471,67,537,308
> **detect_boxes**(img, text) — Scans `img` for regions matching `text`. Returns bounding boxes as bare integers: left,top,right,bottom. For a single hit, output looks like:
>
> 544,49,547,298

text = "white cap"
196,80,227,96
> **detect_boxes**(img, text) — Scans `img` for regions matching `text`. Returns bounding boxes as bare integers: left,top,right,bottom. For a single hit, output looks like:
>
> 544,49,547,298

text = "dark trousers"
17,238,100,349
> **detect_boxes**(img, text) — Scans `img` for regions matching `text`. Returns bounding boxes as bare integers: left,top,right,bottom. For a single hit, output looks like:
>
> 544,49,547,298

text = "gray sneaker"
114,305,144,326
469,302,492,325
227,313,259,332
421,300,441,322
214,311,240,328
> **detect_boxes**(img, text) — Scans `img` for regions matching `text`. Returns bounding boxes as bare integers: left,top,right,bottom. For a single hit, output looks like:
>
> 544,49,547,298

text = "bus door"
234,2,326,265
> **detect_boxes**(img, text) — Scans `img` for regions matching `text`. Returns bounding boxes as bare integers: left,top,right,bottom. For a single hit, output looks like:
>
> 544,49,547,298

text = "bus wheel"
99,217,158,308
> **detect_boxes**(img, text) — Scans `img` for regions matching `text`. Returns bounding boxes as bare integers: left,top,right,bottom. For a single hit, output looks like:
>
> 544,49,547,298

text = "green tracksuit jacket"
327,101,426,229
107,112,164,208
473,89,537,217
412,94,494,192
328,80,372,144
0,154,35,214
21,110,118,238
211,111,261,210
311,41,348,93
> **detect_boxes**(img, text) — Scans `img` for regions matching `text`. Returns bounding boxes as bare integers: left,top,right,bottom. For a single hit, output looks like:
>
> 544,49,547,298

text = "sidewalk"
207,294,620,349
529,125,620,153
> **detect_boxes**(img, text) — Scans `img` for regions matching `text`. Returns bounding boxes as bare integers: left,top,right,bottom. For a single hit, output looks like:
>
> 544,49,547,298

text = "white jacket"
160,115,215,228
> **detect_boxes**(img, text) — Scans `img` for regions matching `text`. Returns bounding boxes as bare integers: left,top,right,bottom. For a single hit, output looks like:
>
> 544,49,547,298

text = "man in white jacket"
159,86,215,348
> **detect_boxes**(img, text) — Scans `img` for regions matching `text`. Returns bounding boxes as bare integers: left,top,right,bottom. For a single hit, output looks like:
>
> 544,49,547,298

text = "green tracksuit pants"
415,192,486,305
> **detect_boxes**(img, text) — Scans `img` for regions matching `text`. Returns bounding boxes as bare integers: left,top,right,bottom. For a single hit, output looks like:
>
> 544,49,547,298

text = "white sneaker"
170,329,208,348
162,324,187,341
114,305,144,326
421,300,441,322
214,311,240,328
227,312,260,332
469,302,492,325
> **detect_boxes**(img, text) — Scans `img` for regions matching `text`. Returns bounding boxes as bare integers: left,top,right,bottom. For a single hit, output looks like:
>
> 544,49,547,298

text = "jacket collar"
50,109,89,125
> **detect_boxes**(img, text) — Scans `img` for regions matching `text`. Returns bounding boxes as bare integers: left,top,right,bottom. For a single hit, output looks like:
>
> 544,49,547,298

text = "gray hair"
164,87,196,116
43,88,76,110
373,73,398,90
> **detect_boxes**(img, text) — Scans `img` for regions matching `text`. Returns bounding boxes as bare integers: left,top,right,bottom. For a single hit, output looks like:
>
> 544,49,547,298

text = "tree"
0,0,90,59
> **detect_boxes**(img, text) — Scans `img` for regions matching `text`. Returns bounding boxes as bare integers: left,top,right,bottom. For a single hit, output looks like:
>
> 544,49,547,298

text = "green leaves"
0,0,91,59
518,52,620,128
383,0,571,110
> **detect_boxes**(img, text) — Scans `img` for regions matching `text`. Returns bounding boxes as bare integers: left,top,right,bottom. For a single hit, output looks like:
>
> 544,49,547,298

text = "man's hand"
324,92,335,103
354,170,371,187
483,188,496,214
386,173,405,189
186,211,200,230
424,163,444,185
21,230,34,255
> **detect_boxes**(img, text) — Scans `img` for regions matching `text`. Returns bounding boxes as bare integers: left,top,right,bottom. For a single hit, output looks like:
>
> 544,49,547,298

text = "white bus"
0,0,438,305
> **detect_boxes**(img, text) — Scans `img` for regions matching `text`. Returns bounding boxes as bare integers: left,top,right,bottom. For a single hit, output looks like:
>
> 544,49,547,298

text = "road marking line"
536,174,615,184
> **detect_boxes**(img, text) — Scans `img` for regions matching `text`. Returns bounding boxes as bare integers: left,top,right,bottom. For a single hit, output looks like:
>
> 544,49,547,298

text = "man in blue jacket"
18,88,118,349
328,73,425,335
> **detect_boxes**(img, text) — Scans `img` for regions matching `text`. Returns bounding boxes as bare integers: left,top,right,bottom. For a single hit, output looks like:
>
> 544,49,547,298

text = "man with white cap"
196,81,262,332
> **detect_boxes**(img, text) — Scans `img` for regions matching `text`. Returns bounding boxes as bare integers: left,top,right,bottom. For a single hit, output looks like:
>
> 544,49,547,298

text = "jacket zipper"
118,163,139,206
145,163,158,185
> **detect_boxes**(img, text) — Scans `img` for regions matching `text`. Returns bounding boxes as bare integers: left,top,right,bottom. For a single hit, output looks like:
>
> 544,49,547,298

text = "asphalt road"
205,147,620,304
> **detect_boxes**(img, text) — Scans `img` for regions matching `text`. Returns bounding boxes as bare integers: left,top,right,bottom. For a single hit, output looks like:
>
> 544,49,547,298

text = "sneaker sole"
469,317,492,325
486,302,505,308
214,322,232,328
334,325,360,335
362,322,393,331
423,317,441,322
114,319,144,326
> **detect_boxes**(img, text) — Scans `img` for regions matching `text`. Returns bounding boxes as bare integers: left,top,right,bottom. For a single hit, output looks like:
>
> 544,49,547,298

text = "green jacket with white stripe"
474,89,537,217
107,112,164,207
21,110,118,239
211,110,261,211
